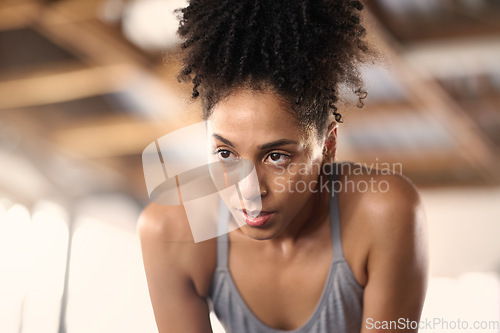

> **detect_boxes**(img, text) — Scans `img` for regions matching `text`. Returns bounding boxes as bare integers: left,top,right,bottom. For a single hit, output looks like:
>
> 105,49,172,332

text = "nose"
236,165,266,206
238,176,264,200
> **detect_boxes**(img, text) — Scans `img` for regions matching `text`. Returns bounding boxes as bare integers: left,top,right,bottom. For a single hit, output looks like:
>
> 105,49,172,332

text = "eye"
215,149,238,162
265,152,290,165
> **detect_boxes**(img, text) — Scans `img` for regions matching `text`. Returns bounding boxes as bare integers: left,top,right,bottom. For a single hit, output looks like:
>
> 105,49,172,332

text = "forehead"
208,90,306,143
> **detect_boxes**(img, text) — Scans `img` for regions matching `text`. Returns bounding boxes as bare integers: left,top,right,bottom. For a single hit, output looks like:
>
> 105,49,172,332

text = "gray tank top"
208,166,364,333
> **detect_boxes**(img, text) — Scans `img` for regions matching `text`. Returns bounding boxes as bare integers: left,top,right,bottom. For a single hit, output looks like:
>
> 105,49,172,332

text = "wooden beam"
0,2,40,31
0,61,86,82
51,119,180,158
340,151,488,186
366,1,500,42
36,13,148,67
363,10,500,183
44,0,106,24
0,64,139,109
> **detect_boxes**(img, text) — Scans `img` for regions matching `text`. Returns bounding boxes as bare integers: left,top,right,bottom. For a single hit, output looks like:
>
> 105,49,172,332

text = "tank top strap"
329,162,344,260
216,198,230,268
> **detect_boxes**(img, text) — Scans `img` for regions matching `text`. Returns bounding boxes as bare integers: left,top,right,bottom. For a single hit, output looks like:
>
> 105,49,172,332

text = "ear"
324,122,338,160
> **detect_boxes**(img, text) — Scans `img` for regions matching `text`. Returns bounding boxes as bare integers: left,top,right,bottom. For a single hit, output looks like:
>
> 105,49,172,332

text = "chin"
238,226,275,241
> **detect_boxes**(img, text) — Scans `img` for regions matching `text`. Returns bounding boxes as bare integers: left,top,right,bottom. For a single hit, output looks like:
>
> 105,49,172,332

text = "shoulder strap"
329,163,344,260
216,198,230,268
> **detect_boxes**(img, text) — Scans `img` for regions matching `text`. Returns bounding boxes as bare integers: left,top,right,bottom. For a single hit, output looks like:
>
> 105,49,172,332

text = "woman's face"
208,89,329,240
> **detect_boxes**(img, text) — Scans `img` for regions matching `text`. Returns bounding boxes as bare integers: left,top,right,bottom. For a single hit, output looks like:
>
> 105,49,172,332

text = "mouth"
238,209,274,227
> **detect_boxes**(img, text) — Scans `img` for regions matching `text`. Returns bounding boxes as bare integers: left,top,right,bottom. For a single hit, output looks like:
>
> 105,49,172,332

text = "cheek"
267,161,323,196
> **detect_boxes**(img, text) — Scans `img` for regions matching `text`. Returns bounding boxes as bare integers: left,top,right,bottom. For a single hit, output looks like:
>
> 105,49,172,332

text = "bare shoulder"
336,161,426,251
137,203,195,243
333,162,427,289
336,163,428,327
336,161,423,220
137,203,217,297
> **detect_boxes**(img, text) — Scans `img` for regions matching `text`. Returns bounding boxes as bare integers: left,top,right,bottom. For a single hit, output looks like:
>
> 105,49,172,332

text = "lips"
239,209,274,227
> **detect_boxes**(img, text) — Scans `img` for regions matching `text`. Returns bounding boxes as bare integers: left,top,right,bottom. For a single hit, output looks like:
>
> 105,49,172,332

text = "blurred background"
0,0,499,332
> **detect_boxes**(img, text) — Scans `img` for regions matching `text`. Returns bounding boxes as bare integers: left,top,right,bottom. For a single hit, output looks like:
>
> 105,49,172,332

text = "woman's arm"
360,174,429,333
137,204,213,333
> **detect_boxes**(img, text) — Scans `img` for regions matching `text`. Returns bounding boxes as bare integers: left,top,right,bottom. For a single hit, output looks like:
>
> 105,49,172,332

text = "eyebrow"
212,134,235,147
212,134,299,150
259,139,299,150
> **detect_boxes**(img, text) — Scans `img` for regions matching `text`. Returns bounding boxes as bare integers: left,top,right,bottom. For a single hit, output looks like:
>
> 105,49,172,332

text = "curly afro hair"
175,0,373,137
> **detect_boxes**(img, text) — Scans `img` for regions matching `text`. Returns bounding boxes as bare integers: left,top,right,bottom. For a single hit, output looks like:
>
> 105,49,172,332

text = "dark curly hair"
174,0,373,137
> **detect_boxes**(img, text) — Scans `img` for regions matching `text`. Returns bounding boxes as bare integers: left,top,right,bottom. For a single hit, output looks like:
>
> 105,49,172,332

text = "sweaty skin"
138,89,428,333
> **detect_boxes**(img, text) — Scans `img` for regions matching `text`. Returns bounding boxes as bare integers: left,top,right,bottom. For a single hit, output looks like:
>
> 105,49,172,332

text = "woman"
138,1,428,332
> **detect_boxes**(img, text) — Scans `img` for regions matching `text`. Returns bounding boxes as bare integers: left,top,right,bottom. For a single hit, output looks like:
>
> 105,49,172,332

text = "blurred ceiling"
0,0,499,205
